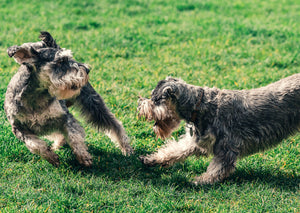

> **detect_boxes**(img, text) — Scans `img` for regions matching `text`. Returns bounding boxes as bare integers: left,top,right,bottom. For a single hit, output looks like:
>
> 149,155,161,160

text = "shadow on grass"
5,143,299,192
63,145,299,192
229,168,299,190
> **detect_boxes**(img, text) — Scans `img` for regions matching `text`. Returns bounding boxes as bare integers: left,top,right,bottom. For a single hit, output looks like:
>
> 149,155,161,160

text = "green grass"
0,0,299,212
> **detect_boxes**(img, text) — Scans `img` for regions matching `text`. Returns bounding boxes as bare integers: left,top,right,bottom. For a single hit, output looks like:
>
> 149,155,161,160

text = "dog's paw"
44,149,60,167
139,155,173,168
192,173,216,186
139,155,158,167
121,146,135,156
76,152,93,167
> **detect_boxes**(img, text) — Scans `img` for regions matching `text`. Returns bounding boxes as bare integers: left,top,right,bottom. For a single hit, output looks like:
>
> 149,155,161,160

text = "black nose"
70,84,78,90
79,63,90,74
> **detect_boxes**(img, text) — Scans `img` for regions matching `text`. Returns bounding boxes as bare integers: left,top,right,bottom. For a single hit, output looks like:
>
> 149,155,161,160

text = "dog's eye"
153,98,163,105
71,84,78,90
57,56,69,64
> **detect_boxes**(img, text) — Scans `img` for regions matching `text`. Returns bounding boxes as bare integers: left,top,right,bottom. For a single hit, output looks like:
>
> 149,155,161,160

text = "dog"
4,32,133,167
138,76,300,184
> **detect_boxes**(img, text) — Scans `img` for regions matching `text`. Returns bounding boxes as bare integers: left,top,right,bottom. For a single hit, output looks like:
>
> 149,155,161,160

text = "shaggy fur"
138,76,300,184
5,32,133,167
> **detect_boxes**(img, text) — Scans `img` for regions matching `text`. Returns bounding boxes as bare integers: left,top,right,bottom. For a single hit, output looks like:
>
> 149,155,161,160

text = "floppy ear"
7,46,39,64
7,45,21,58
39,31,60,49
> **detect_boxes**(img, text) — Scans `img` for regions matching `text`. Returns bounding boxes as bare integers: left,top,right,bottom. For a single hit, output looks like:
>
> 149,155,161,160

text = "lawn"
0,0,299,212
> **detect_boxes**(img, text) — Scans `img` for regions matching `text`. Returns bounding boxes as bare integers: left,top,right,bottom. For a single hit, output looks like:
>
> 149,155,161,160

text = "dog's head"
7,31,90,100
138,77,186,139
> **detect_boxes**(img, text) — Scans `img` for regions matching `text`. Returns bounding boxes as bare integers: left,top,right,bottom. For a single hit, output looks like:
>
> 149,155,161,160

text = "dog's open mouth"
138,97,180,139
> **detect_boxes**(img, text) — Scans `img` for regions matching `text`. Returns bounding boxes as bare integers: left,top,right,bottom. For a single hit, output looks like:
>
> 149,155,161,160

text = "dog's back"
4,65,31,124
213,73,300,155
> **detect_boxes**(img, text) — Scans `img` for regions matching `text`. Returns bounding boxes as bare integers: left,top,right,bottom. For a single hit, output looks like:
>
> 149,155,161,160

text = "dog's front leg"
103,121,133,156
193,141,237,185
63,115,93,167
13,127,60,166
75,83,134,156
140,133,207,167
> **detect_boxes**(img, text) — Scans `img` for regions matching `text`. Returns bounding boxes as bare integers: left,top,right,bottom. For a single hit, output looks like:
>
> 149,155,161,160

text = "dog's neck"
19,65,55,110
176,84,204,123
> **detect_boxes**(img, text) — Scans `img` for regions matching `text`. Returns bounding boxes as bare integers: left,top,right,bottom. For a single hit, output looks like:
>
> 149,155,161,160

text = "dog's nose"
78,63,90,74
70,84,78,90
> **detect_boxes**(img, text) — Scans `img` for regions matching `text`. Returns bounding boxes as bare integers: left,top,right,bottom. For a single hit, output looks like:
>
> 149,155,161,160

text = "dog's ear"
7,45,20,58
162,84,179,99
166,76,178,81
39,31,60,49
7,46,39,64
165,76,186,84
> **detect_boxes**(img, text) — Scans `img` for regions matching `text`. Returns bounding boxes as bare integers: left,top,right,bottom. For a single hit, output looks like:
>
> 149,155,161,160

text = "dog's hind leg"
63,115,93,167
140,134,207,167
74,83,133,156
13,127,60,166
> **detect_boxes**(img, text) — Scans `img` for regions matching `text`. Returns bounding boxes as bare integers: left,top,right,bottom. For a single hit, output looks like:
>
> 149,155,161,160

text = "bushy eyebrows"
38,48,58,61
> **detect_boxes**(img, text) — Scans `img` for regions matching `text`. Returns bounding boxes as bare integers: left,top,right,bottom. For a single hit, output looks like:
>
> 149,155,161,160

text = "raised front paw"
119,135,135,156
121,145,135,156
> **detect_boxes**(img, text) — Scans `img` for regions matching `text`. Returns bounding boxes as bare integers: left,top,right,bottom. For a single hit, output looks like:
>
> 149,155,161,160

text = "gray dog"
4,32,133,167
138,76,300,184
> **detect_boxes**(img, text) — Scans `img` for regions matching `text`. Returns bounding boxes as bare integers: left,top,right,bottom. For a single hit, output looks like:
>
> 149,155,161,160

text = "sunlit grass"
0,0,299,212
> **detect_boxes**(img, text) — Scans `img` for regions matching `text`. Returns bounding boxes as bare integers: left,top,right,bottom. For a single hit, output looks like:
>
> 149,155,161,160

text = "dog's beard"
138,98,181,139
51,88,81,100
153,117,181,139
41,67,89,100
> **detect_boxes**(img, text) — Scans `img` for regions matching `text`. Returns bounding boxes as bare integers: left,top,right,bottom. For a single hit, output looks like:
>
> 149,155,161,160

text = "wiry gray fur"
4,32,133,167
138,76,300,184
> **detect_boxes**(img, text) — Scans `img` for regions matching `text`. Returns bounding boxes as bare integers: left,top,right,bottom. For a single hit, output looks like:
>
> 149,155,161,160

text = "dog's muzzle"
138,97,181,139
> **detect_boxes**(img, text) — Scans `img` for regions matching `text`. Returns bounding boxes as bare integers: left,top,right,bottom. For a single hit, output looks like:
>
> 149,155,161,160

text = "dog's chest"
16,100,66,129
195,130,216,154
